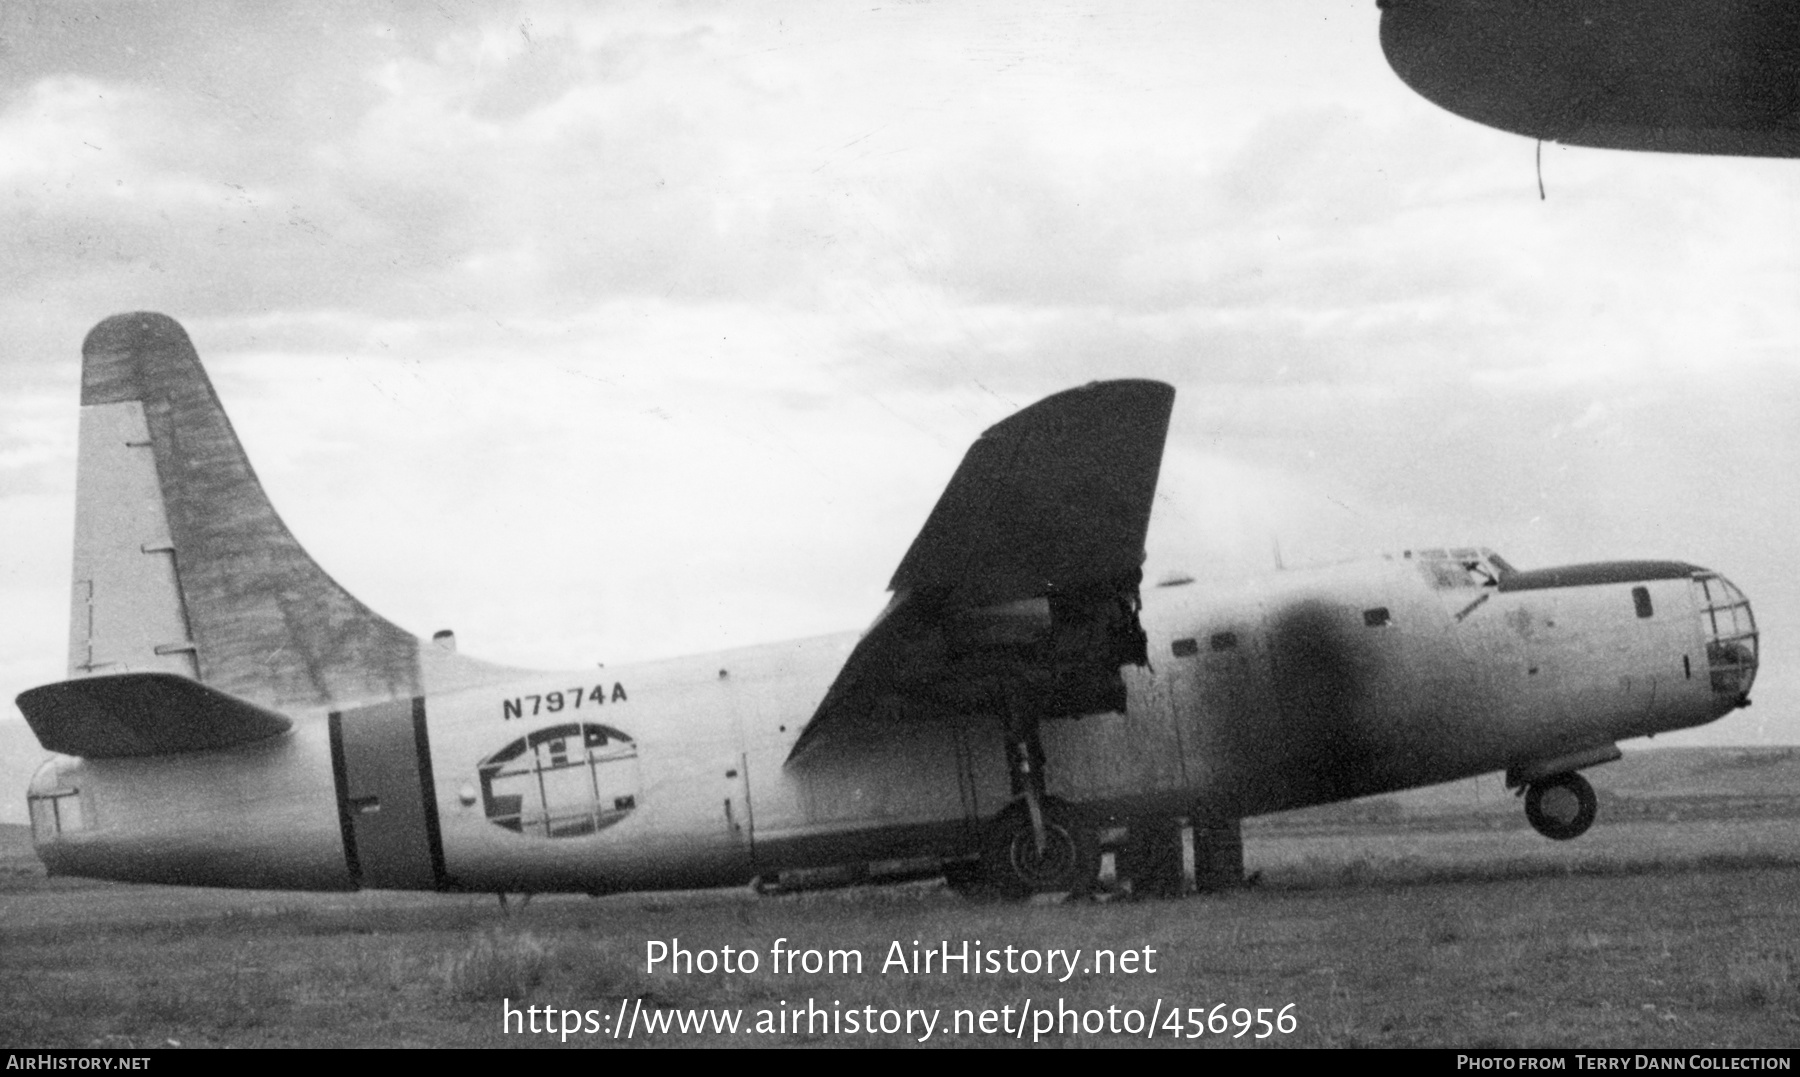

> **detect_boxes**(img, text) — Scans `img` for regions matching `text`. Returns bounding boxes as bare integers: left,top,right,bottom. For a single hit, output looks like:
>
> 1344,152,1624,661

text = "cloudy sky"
2,1,1796,820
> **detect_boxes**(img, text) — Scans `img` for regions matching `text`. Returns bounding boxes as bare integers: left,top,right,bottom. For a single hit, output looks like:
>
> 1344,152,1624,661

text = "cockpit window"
1409,547,1508,591
1695,573,1757,699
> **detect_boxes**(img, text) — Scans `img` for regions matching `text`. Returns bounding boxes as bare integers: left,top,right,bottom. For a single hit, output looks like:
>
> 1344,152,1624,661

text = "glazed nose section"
1694,571,1757,708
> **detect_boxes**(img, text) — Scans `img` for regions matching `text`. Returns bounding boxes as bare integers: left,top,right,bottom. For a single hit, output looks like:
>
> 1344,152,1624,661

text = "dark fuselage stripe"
1497,561,1698,592
411,696,450,889
326,710,361,881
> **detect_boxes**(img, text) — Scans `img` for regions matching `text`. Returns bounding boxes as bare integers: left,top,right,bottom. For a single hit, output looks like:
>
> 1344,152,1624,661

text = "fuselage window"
1411,548,1508,589
1209,632,1238,652
1171,638,1199,657
1632,586,1653,619
1363,607,1392,627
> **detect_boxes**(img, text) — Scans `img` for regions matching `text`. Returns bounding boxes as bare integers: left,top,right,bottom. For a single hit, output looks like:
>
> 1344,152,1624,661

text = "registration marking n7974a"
502,683,629,720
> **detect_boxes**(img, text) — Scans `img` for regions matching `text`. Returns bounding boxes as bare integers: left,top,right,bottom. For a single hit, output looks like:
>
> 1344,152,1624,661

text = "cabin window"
1419,559,1470,589
27,795,56,841
1632,586,1653,619
1171,638,1199,657
1210,631,1238,652
1363,607,1392,628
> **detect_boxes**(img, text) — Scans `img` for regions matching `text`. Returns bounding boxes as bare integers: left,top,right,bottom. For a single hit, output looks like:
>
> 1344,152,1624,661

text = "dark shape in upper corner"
1379,0,1800,158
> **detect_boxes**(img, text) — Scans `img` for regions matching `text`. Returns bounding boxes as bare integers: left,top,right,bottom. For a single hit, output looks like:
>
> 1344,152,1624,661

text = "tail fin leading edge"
73,312,495,711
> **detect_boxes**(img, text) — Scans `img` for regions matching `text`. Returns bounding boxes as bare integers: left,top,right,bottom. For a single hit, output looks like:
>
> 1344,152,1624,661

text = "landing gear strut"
1524,771,1597,840
961,696,1099,900
1002,694,1051,857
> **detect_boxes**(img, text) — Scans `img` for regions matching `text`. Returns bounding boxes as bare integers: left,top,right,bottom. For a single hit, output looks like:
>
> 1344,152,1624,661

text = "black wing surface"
18,672,294,758
789,379,1175,759
1379,0,1800,159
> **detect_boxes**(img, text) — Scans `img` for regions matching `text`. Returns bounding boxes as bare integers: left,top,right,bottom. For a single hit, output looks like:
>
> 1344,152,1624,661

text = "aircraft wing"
789,379,1175,759
17,672,293,758
1379,0,1800,158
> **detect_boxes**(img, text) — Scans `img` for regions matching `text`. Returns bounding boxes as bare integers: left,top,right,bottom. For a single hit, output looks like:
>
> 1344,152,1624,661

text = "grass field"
2,748,1796,1049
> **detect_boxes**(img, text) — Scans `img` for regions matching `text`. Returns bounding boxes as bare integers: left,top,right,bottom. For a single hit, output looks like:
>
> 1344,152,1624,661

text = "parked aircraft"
18,314,1758,899
1378,0,1800,158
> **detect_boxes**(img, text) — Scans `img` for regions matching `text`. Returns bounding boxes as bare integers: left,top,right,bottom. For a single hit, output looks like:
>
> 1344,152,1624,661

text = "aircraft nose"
1694,570,1757,708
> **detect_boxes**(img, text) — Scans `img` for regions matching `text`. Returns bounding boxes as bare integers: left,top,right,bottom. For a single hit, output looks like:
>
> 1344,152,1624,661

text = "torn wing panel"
790,380,1175,760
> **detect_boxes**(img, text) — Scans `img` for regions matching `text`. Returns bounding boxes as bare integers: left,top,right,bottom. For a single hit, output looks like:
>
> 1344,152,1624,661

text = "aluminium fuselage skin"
28,552,1750,892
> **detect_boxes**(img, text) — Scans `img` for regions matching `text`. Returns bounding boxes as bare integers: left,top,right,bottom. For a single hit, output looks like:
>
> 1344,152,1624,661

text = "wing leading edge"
789,380,1176,760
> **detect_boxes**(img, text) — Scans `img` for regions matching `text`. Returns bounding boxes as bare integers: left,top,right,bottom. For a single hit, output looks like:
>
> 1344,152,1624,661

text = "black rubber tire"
978,799,1100,901
1525,771,1597,840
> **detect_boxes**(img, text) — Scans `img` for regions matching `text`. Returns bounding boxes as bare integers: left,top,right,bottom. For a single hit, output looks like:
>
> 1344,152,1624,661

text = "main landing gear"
980,797,1099,900
972,695,1103,899
950,808,1253,901
942,801,1099,902
947,692,1251,901
1524,771,1597,840
945,696,1102,901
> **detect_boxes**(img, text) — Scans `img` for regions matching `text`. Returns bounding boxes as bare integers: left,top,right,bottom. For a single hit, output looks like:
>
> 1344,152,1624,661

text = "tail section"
71,312,517,711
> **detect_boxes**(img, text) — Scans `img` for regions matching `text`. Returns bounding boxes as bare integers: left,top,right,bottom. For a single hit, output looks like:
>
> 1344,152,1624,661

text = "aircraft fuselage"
28,550,1753,893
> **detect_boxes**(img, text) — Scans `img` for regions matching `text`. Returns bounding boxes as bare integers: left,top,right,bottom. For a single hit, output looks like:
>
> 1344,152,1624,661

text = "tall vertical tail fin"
72,312,512,711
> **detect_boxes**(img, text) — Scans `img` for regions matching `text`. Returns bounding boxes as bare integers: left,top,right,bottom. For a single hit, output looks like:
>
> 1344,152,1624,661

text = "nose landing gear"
1524,771,1598,840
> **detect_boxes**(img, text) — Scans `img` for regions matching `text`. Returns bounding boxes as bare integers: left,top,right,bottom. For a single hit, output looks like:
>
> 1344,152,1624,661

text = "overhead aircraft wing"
789,380,1175,760
1379,0,1800,158
17,672,293,759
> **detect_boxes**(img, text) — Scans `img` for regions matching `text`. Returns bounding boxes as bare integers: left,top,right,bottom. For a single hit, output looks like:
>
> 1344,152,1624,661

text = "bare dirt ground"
2,747,1797,1049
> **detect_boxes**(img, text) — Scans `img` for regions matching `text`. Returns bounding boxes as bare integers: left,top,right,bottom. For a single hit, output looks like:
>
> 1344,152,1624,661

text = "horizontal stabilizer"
17,673,293,759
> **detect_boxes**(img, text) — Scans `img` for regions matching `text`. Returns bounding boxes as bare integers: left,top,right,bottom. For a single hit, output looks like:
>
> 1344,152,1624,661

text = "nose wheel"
1525,771,1597,840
